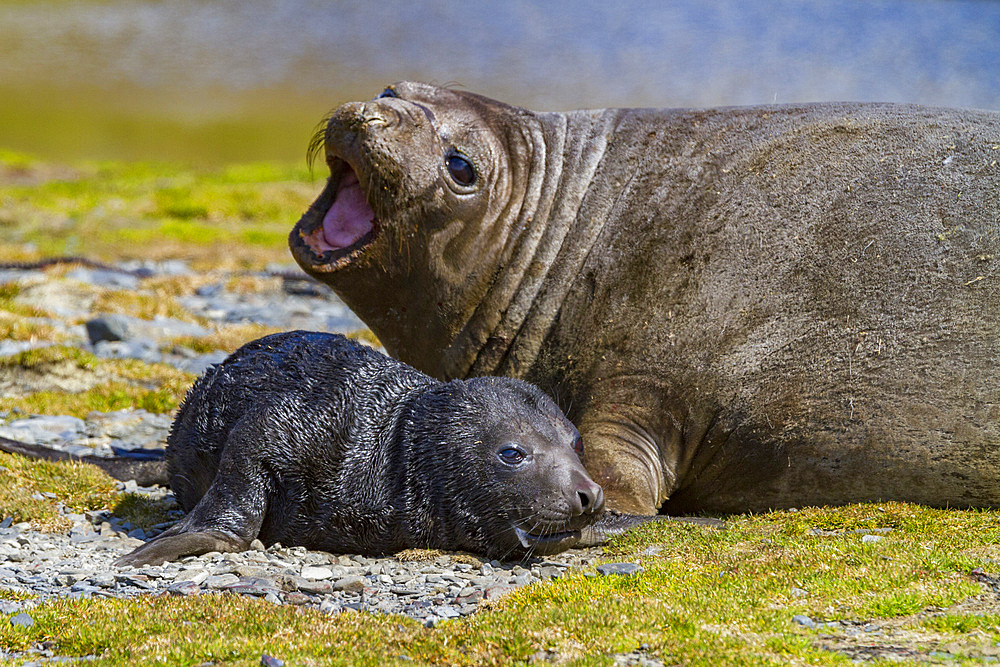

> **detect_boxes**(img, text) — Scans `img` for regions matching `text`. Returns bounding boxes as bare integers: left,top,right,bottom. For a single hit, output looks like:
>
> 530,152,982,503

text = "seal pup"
116,331,610,567
291,81,1000,516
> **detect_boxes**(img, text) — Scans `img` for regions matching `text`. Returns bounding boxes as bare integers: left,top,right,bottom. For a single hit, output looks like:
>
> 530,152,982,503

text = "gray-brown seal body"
290,82,1000,516
117,331,605,567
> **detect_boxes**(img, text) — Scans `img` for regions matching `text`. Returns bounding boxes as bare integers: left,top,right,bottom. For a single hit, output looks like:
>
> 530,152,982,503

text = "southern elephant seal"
117,331,606,567
290,82,1000,516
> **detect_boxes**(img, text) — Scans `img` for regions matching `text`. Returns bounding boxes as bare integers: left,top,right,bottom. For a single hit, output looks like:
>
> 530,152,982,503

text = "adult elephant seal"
290,82,1000,516
116,331,606,567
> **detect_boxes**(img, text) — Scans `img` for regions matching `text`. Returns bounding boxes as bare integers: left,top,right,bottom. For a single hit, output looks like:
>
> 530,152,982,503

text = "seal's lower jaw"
512,525,582,556
290,159,380,274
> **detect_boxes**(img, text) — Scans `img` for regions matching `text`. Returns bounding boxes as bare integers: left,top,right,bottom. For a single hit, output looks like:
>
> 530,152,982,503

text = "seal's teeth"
513,525,532,548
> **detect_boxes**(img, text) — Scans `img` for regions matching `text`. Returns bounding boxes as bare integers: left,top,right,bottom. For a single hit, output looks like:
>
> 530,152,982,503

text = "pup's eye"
446,153,477,187
377,87,398,99
497,447,525,465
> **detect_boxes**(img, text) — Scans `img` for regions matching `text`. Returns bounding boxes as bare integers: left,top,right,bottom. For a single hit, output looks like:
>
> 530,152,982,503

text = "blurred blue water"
0,0,997,163
1,0,997,110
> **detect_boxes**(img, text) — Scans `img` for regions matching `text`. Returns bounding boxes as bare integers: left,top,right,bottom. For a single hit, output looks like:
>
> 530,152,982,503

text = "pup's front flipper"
578,511,724,546
115,526,249,567
115,414,274,568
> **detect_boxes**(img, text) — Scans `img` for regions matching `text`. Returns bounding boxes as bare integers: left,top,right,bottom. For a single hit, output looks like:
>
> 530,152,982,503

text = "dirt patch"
0,358,112,397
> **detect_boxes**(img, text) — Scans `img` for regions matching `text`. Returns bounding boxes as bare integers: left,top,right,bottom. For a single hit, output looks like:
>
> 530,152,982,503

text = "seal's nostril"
592,486,605,514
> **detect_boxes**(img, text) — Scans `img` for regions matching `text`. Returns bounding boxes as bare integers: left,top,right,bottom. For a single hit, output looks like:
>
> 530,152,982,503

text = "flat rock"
8,612,34,628
300,565,333,580
596,562,643,577
333,576,365,593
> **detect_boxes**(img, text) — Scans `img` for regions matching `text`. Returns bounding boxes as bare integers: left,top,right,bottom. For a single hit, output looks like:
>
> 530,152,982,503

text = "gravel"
0,484,605,624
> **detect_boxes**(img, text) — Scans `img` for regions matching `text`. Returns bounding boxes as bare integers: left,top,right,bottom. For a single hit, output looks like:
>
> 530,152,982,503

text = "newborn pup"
117,331,607,567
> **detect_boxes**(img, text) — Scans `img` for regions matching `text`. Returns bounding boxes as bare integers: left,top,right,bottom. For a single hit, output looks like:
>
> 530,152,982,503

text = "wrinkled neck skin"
342,108,621,383
445,109,622,383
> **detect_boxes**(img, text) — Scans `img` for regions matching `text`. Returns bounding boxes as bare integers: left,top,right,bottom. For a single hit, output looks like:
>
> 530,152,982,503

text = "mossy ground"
1,152,998,665
0,502,998,665
0,150,320,270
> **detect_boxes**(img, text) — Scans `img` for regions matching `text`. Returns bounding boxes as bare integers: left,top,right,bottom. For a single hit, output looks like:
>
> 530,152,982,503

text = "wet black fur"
121,331,598,565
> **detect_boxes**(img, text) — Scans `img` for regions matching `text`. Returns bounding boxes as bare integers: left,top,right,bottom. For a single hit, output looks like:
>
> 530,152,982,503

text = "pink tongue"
322,170,375,249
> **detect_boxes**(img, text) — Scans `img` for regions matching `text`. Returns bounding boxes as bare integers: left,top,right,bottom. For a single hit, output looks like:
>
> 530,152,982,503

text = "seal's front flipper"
578,511,662,546
115,528,248,567
115,415,273,567
578,511,724,546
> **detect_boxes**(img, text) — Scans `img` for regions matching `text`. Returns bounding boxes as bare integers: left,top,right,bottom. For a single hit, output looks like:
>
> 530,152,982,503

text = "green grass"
0,150,321,269
112,492,175,531
0,450,118,531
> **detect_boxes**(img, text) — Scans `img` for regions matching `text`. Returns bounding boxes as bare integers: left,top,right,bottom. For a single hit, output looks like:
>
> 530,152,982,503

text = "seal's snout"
340,101,402,132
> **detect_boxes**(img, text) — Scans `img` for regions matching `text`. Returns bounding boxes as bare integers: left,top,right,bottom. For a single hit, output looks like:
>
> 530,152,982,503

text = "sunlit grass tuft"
0,154,319,270
0,451,118,530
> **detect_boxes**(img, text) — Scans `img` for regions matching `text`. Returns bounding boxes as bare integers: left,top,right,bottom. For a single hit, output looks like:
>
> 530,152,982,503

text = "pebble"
301,565,333,580
9,612,34,628
596,562,642,577
792,614,816,628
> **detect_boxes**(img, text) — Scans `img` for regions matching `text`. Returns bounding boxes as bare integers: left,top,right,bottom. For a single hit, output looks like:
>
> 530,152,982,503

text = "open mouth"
512,525,582,553
292,158,379,270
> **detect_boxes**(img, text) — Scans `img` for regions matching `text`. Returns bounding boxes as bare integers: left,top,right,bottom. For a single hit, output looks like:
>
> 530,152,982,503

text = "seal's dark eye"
377,87,398,99
498,446,525,465
446,153,477,187
572,435,584,456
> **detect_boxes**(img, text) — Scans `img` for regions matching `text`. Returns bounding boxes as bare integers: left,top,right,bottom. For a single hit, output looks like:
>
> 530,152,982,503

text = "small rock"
9,612,34,628
174,569,210,585
792,614,816,629
296,579,333,595
484,585,516,601
90,573,116,588
455,589,483,605
301,565,333,580
224,577,279,597
250,539,265,551
511,572,533,587
0,600,23,614
260,654,285,667
436,605,460,618
167,580,200,597
333,576,365,593
596,562,642,577
319,599,341,615
789,587,809,598
204,573,241,589
861,534,883,544
85,314,133,343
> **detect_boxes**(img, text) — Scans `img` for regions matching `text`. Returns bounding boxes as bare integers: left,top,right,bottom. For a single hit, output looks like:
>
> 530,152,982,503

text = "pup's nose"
572,477,605,516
